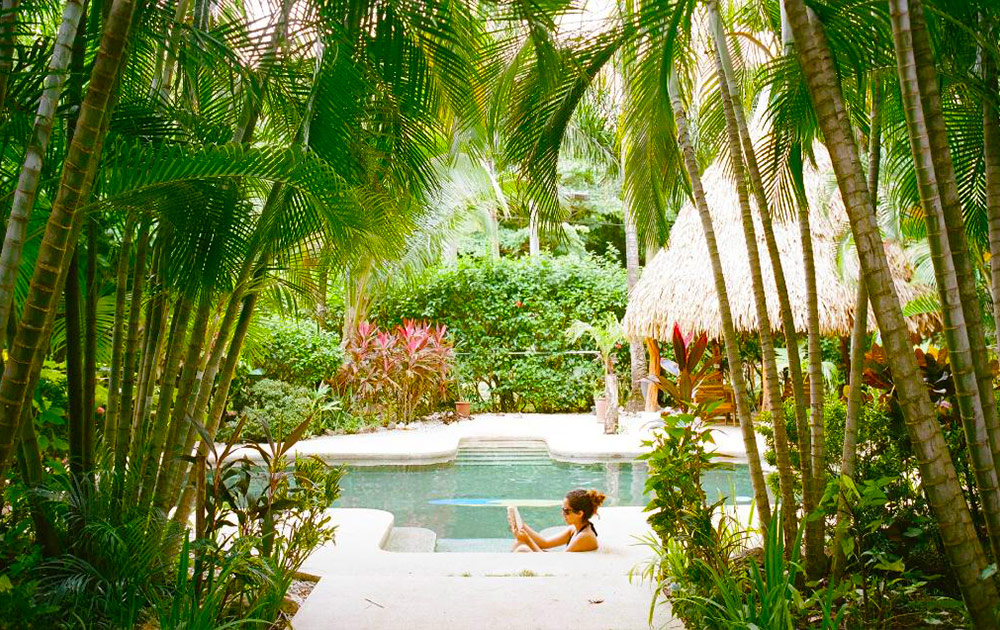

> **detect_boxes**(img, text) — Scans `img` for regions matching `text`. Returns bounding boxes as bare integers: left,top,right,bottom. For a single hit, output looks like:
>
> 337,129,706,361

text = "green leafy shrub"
371,253,627,412
638,412,754,629
219,379,353,442
248,317,344,387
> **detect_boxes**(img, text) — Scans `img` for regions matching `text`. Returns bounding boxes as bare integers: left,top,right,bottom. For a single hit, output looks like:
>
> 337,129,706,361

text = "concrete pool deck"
287,413,761,629
281,411,764,466
292,506,683,630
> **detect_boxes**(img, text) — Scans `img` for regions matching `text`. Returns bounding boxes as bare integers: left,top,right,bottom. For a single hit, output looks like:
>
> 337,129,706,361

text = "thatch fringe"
623,155,940,341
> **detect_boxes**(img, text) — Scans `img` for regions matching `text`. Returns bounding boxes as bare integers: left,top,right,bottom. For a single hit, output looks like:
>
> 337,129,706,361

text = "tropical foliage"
5,0,1000,626
371,253,628,412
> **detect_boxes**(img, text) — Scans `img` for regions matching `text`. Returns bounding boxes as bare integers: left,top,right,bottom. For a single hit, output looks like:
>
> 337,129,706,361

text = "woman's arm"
522,524,572,549
514,527,542,551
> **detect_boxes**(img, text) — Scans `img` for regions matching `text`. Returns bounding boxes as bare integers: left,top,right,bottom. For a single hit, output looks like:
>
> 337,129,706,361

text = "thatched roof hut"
623,159,940,342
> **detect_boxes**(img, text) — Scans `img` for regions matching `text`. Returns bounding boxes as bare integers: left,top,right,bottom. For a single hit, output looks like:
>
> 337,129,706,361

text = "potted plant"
567,313,625,434
453,362,472,419
593,387,608,424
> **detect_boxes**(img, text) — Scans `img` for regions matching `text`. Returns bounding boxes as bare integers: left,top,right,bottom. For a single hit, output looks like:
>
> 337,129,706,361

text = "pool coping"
229,413,759,468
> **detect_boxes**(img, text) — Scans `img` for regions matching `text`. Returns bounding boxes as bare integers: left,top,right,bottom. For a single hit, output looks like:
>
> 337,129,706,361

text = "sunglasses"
562,507,576,515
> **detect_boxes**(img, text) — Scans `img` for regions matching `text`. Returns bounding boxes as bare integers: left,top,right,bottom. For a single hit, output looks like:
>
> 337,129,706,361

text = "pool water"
334,443,753,545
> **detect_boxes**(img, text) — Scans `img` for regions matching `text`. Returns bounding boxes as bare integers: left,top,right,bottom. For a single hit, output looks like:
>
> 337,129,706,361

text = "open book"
507,506,523,535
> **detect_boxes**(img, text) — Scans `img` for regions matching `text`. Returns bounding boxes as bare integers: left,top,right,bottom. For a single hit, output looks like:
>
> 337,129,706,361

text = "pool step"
454,448,552,466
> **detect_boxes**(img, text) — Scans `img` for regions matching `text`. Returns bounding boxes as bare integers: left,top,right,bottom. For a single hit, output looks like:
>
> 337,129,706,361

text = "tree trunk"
174,281,259,525
82,220,98,473
889,0,1000,560
166,255,258,508
798,188,826,577
904,0,1000,476
986,35,1000,357
137,292,192,506
832,76,882,581
645,338,660,412
528,205,540,256
623,168,646,411
708,2,794,547
667,69,772,530
65,250,85,477
0,0,84,350
315,244,329,330
115,219,148,469
105,216,133,457
17,412,59,556
131,237,169,464
720,0,816,528
0,0,21,112
783,0,999,623
153,287,213,509
0,0,136,483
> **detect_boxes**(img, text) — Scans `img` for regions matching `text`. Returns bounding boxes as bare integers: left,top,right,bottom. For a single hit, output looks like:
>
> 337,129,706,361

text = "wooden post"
645,338,660,412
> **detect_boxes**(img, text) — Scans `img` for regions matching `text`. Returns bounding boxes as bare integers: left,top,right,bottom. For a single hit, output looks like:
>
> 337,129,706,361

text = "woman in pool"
511,489,606,552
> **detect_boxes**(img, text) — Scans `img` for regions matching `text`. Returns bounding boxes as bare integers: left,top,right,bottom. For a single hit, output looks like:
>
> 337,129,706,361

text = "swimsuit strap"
570,521,597,543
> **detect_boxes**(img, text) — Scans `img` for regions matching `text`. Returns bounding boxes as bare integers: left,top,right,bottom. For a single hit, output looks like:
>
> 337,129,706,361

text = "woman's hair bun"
587,489,607,509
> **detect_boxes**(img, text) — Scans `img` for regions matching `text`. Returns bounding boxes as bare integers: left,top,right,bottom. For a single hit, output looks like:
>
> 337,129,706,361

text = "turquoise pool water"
334,443,753,546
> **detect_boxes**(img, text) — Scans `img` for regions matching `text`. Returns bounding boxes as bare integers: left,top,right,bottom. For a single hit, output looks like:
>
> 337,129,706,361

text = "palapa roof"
623,157,940,342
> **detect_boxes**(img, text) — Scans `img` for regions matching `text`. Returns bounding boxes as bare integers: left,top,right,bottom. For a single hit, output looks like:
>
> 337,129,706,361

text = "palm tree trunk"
889,0,1000,561
315,244,330,330
0,0,84,350
82,220,98,472
622,134,646,411
115,219,147,469
707,3,792,544
65,250,85,476
0,0,21,112
798,187,826,577
528,205,540,256
832,76,882,581
0,0,136,483
153,287,212,509
783,0,999,623
174,280,259,525
719,2,814,533
137,291,192,506
667,69,772,530
105,216,133,458
985,40,1000,354
17,413,59,556
903,0,1000,468
131,239,169,464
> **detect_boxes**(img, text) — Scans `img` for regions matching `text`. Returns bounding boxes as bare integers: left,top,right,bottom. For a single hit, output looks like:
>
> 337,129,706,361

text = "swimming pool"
333,441,753,550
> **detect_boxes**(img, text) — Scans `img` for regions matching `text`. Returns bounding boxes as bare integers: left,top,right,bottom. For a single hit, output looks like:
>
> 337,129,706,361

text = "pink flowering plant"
339,320,454,424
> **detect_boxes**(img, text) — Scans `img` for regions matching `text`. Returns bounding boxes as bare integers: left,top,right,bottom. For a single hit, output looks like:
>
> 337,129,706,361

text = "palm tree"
0,0,84,350
986,27,1000,352
706,0,796,548
567,313,625,433
832,75,882,582
781,0,999,622
0,0,137,482
502,0,773,527
888,0,1000,560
